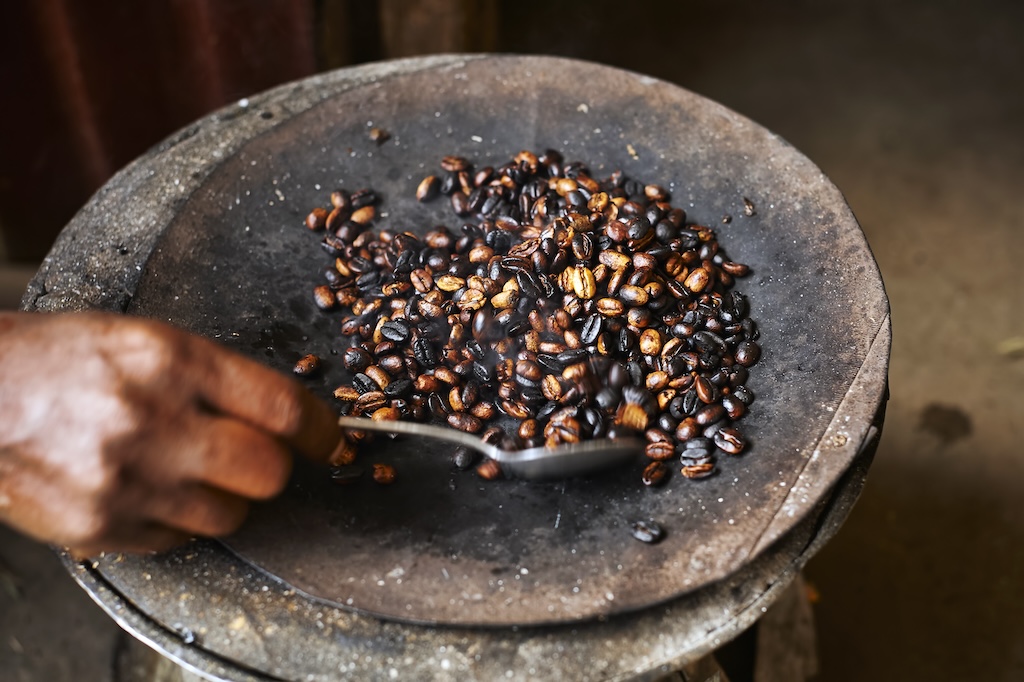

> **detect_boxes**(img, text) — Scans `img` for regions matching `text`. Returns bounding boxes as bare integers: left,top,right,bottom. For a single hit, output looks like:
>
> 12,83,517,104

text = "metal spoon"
337,416,642,480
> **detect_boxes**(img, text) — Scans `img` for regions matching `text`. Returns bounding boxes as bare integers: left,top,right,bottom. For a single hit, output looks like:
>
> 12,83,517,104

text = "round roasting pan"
29,56,889,678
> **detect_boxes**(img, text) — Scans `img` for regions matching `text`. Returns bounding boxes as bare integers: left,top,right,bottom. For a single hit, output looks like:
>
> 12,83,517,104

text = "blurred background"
1,0,1022,680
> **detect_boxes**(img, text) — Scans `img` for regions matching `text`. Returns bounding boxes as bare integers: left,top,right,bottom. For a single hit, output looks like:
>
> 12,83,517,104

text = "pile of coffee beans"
304,150,759,484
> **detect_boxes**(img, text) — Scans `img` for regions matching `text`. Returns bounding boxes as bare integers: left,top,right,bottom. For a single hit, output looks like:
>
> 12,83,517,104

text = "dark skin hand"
0,311,342,556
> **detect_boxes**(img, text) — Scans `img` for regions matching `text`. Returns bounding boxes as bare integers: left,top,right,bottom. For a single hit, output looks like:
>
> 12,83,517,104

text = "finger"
142,483,250,538
68,523,193,558
178,415,293,500
187,339,342,462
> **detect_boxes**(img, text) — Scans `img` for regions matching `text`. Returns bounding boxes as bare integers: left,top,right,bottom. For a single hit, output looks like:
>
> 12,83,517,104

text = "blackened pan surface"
123,56,888,626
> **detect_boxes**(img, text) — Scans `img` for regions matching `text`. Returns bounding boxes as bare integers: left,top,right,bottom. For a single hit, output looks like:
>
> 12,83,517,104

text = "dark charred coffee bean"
352,373,376,394
657,413,678,432
452,445,478,470
595,387,620,412
343,347,372,372
413,338,437,368
473,361,495,384
685,437,714,452
679,390,699,416
380,320,411,343
732,385,755,405
630,519,665,544
293,354,321,376
384,378,412,398
556,348,590,365
693,330,729,357
330,465,364,485
679,452,714,467
735,341,762,367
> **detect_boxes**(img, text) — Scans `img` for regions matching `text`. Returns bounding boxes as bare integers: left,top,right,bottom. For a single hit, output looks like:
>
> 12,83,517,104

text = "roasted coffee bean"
343,347,372,372
695,403,726,426
679,452,714,467
735,341,762,367
330,465,363,485
475,458,502,480
417,175,441,202
306,207,329,231
642,461,670,486
441,155,470,172
448,412,483,433
351,373,377,394
732,385,755,405
372,463,397,484
313,285,337,311
452,445,478,470
681,463,716,479
293,353,321,376
714,427,746,455
630,519,665,544
384,378,412,398
645,441,675,461
379,319,411,343
721,393,747,420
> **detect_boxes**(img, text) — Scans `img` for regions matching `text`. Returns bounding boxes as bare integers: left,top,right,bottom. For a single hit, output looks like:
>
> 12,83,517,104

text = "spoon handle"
336,417,502,460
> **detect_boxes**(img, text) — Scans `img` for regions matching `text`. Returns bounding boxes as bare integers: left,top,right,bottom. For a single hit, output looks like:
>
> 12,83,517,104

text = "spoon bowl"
337,416,642,480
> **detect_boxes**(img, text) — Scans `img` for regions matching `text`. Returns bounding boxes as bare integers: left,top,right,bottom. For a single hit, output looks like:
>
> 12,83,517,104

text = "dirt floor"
2,1,1022,680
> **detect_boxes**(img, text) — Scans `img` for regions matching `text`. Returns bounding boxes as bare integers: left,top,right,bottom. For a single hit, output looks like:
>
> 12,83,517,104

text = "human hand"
0,312,341,556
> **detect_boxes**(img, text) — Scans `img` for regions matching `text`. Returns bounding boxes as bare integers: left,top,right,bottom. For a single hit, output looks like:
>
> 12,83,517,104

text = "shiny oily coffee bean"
735,341,762,367
732,385,755,405
645,441,675,461
714,427,746,455
313,285,336,311
681,463,716,480
448,412,483,433
721,394,747,420
695,403,727,426
642,461,670,486
630,519,665,544
293,354,321,377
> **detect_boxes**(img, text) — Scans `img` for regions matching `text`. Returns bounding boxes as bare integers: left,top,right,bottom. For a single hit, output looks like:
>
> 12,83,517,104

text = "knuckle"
66,510,112,547
112,321,186,383
266,384,306,437
250,451,292,500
